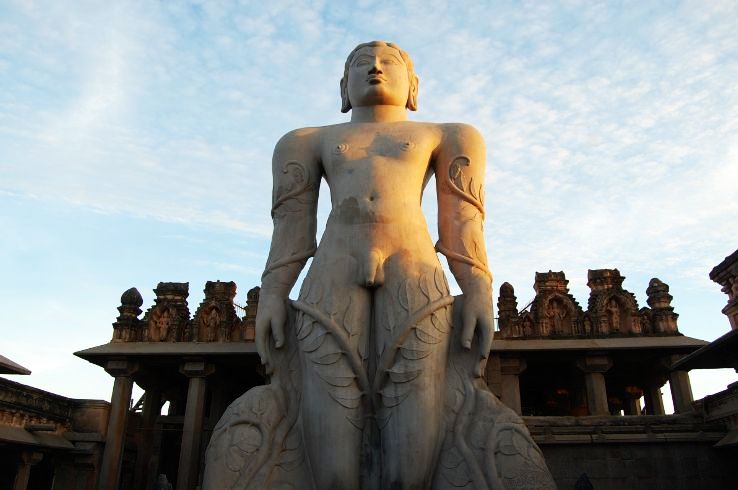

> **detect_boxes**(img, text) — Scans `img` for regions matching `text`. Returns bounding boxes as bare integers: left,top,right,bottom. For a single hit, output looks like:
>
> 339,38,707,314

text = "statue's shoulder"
438,122,484,142
274,126,323,156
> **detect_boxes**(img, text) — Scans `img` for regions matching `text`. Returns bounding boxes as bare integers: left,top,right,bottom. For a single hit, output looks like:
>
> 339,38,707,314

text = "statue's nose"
368,59,382,74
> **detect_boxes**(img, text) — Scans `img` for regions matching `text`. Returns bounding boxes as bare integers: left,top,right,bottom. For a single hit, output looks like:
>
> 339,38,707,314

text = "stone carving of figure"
583,315,592,335
153,309,170,342
547,298,567,335
204,41,554,489
606,298,620,333
203,307,219,342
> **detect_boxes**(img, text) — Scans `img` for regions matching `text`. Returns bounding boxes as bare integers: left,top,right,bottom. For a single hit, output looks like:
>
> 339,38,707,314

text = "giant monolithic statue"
204,41,556,490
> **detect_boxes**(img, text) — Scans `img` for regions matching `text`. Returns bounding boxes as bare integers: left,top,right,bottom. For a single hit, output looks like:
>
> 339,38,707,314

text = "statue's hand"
255,292,288,374
460,288,494,376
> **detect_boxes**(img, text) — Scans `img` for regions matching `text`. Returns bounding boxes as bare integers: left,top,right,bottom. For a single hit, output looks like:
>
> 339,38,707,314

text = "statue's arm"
435,123,493,358
257,128,322,367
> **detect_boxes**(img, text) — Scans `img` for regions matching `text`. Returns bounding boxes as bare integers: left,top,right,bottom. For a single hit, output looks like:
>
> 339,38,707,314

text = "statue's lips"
366,76,386,85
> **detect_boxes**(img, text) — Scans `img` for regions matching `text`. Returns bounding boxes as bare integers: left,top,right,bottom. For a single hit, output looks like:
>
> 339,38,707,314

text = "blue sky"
1,0,737,409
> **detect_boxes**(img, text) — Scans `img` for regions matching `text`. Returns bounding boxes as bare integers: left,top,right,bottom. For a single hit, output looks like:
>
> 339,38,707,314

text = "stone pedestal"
98,360,137,490
500,357,527,415
577,355,613,416
177,360,214,490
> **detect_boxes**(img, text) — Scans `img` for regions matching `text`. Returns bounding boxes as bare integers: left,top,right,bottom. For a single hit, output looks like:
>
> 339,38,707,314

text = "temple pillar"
499,357,527,415
177,360,214,490
623,386,643,415
669,369,694,413
576,354,612,416
644,383,666,415
133,386,162,490
98,360,138,490
13,451,43,490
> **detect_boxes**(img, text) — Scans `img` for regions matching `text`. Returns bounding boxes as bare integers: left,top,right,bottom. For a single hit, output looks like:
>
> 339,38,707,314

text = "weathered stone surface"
203,40,554,489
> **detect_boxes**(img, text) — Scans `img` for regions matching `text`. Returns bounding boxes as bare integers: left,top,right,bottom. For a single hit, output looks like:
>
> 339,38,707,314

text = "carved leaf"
398,279,412,312
415,325,443,344
400,347,431,360
312,351,343,365
431,311,450,333
387,366,422,384
328,391,363,409
342,295,360,336
434,268,448,296
380,390,410,408
347,413,365,430
317,373,356,387
295,319,314,341
301,330,328,353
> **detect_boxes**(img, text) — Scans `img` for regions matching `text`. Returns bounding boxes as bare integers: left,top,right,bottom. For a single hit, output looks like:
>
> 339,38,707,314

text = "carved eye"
333,143,349,155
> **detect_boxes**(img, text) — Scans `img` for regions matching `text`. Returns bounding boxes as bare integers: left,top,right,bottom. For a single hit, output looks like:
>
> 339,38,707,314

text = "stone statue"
203,41,555,489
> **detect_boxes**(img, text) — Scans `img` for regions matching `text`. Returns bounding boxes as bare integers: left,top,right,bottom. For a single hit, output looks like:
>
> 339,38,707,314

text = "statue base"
203,296,556,489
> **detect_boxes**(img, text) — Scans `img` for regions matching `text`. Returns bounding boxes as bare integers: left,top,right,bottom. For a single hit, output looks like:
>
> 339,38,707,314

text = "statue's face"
346,45,410,109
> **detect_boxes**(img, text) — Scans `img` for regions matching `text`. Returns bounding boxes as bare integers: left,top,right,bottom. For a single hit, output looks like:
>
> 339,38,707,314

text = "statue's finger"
255,319,271,367
461,314,475,350
480,320,493,359
272,315,285,349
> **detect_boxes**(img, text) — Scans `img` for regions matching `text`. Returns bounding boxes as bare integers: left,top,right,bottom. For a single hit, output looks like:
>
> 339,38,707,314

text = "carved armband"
263,160,318,281
437,154,491,281
442,155,485,218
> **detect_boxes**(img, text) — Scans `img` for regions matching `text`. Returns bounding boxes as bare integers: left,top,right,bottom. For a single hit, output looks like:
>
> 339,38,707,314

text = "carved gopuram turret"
143,282,191,342
529,271,584,337
587,269,641,336
192,281,241,342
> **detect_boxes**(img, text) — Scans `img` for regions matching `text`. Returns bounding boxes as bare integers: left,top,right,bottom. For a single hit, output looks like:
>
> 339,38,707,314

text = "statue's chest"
323,131,428,170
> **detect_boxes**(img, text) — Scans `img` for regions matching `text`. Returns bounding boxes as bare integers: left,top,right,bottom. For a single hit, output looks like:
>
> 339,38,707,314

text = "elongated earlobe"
340,78,351,113
407,75,419,111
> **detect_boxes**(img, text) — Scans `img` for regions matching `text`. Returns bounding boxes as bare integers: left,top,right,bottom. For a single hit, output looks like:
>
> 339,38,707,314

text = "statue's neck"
350,105,409,123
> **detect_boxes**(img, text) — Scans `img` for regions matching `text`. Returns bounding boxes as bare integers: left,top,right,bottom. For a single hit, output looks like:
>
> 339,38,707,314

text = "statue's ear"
340,77,351,113
407,74,419,112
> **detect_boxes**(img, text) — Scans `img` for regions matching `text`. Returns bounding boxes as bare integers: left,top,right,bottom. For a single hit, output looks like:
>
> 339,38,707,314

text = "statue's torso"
313,121,443,273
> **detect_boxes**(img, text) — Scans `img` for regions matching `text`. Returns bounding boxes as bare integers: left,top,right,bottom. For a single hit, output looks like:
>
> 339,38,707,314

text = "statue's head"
340,40,419,113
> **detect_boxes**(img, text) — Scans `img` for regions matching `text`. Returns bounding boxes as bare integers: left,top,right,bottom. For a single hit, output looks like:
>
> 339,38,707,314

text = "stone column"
669,369,694,413
644,384,665,415
576,354,613,416
177,360,214,490
623,386,643,416
133,386,161,490
98,360,138,490
499,357,527,415
13,451,43,490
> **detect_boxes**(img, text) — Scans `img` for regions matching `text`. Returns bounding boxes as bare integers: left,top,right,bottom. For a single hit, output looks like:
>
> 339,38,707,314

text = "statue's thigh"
373,260,453,485
296,255,372,487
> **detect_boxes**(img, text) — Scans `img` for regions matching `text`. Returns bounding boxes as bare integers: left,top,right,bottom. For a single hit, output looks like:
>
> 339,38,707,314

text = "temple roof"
0,354,31,375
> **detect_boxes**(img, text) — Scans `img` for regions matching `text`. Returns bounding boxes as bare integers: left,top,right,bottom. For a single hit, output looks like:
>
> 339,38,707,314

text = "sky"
1,0,737,410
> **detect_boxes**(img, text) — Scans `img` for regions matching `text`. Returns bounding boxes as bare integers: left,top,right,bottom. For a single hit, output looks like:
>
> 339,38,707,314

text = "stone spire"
497,282,521,338
646,278,679,334
112,287,143,342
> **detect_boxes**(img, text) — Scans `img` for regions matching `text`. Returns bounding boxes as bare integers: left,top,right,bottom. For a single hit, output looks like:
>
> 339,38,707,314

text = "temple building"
486,269,705,417
0,356,109,490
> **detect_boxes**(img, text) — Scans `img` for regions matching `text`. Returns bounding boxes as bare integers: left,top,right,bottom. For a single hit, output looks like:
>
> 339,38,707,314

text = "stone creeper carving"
203,296,555,489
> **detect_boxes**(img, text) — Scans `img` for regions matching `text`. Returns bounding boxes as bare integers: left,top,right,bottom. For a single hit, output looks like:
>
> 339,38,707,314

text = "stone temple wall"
541,441,736,489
